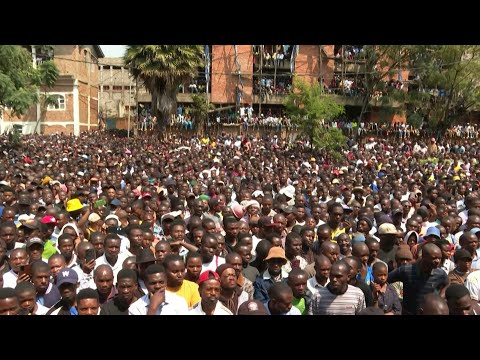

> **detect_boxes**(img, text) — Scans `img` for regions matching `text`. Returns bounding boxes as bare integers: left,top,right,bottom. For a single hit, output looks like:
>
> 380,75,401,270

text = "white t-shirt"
188,301,233,315
201,256,226,274
34,303,50,315
2,269,18,289
465,271,480,301
128,291,188,315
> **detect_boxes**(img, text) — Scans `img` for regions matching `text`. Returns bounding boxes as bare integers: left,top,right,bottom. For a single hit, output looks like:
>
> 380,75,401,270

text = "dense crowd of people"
0,128,479,316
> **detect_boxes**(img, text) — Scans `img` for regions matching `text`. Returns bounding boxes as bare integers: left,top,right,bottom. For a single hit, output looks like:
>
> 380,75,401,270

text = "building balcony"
137,92,211,104
334,62,366,74
328,94,403,107
252,94,287,105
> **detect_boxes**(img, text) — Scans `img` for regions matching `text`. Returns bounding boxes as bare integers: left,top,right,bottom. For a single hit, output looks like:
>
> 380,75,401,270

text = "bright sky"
100,45,127,58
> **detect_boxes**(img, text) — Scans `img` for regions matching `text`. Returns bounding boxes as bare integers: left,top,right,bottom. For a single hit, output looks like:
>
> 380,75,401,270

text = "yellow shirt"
167,279,200,309
331,227,346,242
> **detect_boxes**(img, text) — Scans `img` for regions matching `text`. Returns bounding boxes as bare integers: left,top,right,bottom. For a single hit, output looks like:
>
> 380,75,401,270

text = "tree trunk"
442,52,462,127
359,91,370,122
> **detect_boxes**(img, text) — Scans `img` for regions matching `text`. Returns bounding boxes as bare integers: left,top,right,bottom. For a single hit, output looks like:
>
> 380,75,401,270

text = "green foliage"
0,45,58,117
7,127,21,148
358,45,411,121
186,94,213,131
284,78,346,158
407,112,423,129
38,60,59,88
405,45,480,129
313,127,347,162
124,45,204,128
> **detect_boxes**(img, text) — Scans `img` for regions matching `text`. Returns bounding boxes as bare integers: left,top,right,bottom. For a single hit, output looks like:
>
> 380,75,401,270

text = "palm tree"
124,45,204,133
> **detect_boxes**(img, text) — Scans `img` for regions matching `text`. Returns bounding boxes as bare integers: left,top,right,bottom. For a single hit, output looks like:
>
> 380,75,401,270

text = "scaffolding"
233,45,244,113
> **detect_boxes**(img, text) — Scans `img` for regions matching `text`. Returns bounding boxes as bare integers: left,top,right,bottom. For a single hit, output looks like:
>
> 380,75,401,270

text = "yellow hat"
41,176,53,186
453,175,460,181
66,198,83,212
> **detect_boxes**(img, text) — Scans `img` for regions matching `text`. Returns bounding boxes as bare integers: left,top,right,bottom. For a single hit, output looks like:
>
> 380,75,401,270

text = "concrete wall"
99,58,135,119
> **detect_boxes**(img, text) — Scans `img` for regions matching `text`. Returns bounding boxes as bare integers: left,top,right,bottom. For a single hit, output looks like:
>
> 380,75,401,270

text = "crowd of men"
0,128,479,315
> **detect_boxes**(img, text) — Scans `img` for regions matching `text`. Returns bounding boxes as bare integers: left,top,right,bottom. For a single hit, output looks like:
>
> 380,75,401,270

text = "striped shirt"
308,285,366,315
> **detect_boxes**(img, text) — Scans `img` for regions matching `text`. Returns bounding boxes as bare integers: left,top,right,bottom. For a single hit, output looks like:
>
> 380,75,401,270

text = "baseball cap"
26,237,44,248
198,270,220,285
264,247,287,261
161,210,182,223
56,268,79,287
105,214,120,223
110,199,121,207
238,300,269,315
231,204,245,220
470,227,480,235
88,213,102,223
378,223,398,235
141,192,152,198
391,208,403,217
425,226,441,239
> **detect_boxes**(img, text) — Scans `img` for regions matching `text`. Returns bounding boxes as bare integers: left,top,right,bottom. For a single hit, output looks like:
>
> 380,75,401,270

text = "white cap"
378,223,397,235
161,210,182,223
105,214,120,223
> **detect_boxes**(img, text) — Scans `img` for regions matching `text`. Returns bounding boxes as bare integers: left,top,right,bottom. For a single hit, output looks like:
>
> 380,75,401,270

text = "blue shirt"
253,270,288,303
357,266,374,286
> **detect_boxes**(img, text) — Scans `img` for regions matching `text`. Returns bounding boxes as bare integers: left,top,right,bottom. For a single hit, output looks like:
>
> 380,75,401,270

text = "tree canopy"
0,45,58,117
124,45,204,129
284,77,346,160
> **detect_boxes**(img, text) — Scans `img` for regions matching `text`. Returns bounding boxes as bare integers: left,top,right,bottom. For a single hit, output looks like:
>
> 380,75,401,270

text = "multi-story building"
0,45,104,135
98,57,135,129
123,45,407,124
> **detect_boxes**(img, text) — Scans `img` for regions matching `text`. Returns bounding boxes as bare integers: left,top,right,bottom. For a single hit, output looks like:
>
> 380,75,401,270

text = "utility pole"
259,45,263,117
319,45,323,93
206,45,210,137
32,46,41,134
134,78,138,137
127,78,132,138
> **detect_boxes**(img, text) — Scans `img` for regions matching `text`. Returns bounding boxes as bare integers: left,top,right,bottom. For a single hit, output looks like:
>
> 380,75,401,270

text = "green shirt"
292,297,306,315
43,240,57,259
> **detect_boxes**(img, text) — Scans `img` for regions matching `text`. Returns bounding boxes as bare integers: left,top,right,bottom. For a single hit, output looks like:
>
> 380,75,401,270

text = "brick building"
146,45,407,124
0,45,104,135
